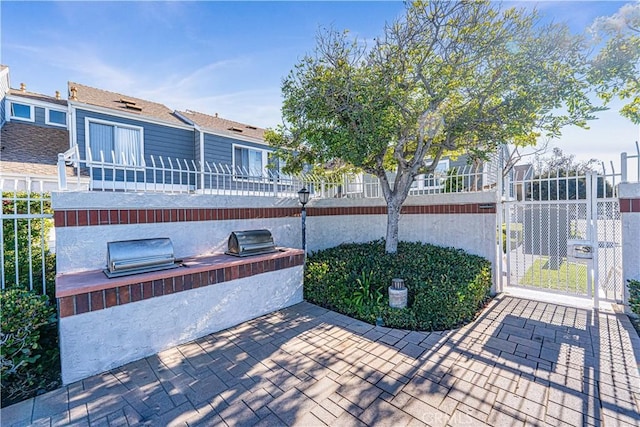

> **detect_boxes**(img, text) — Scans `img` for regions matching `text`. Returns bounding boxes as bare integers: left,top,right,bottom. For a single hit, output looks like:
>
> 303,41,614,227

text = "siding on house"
0,95,5,127
4,91,68,130
74,109,195,163
203,133,272,166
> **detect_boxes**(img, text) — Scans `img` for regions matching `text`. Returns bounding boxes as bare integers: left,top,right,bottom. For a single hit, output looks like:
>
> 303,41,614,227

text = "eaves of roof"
8,89,67,106
68,82,190,128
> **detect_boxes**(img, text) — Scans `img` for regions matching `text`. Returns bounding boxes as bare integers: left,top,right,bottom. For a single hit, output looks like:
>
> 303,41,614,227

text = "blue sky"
1,1,638,172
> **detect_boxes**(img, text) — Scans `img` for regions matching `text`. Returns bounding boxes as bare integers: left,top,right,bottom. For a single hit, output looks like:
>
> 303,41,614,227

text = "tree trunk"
380,171,415,254
385,199,402,253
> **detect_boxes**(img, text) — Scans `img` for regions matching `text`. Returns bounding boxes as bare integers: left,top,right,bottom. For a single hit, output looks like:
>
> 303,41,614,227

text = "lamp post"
298,187,310,255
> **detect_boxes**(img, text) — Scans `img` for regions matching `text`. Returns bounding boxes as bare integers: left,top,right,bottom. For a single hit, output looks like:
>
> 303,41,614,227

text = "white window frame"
85,117,145,168
232,143,271,181
9,101,34,122
413,159,451,190
267,152,291,181
45,108,67,127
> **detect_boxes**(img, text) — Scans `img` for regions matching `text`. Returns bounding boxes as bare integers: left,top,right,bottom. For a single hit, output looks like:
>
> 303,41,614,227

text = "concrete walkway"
3,295,640,426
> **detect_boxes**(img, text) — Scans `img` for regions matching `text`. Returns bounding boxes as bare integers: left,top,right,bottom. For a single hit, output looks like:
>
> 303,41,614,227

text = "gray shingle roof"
8,88,67,106
178,110,266,143
0,122,74,176
68,82,187,126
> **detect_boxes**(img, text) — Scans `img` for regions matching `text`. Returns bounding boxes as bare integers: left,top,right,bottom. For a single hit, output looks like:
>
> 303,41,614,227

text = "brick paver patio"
2,295,640,426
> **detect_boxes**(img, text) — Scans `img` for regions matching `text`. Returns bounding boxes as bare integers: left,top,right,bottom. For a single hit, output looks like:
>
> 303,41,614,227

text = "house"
0,66,74,191
65,82,196,190
176,109,269,173
1,66,281,192
64,83,279,192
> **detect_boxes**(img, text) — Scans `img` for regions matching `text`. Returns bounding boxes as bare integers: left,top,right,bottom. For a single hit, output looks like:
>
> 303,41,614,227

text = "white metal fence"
57,147,491,198
501,162,624,304
0,178,54,295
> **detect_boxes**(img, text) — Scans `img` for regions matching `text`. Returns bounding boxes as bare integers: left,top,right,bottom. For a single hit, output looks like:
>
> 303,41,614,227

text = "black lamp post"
298,187,310,254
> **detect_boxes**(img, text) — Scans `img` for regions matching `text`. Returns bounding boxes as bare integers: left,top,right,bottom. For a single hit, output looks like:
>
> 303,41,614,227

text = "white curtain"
235,147,263,175
89,122,114,163
115,127,141,166
248,149,262,175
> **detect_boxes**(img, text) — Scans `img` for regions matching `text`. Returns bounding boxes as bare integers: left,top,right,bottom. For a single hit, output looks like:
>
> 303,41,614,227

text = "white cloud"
4,42,136,91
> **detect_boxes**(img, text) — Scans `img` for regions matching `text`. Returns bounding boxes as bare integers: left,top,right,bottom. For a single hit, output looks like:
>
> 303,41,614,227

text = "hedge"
304,240,492,331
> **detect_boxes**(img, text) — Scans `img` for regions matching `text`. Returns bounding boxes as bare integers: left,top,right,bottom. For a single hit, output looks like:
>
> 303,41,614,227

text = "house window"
233,145,268,176
47,110,66,126
86,119,143,166
412,159,451,190
267,153,290,179
10,102,33,121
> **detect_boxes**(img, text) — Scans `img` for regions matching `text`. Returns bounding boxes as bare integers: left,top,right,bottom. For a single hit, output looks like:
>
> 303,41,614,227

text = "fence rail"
1,178,54,295
57,148,491,198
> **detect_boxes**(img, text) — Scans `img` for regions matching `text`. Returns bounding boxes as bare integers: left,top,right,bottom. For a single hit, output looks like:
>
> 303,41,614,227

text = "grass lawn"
520,258,588,294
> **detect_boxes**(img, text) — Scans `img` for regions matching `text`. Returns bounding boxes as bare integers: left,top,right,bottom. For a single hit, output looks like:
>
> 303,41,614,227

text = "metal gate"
501,171,623,305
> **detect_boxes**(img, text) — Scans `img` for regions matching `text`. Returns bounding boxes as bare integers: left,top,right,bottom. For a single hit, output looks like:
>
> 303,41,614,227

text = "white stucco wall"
307,192,498,292
54,219,299,274
619,183,640,305
53,191,499,274
59,266,303,384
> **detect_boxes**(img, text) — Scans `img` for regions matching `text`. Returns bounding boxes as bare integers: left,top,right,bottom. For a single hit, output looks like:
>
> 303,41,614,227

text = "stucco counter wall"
58,256,303,384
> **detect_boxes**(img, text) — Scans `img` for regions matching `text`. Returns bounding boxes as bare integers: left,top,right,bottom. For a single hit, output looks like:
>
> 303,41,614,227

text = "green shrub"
1,288,59,407
304,240,493,331
629,280,640,317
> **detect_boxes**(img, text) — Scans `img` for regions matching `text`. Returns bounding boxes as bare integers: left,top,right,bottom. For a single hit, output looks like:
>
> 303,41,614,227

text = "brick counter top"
56,248,304,299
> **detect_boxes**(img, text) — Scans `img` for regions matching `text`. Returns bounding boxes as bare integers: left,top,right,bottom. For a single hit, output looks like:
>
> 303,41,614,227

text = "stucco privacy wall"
53,191,499,275
619,183,640,306
53,191,498,383
59,267,303,384
308,192,498,264
52,192,301,273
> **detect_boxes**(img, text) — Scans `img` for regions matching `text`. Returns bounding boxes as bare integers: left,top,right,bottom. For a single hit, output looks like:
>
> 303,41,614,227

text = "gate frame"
498,170,623,308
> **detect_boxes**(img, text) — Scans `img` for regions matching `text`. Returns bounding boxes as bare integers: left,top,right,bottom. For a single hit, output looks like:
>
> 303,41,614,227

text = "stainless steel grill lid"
226,229,277,257
104,238,179,278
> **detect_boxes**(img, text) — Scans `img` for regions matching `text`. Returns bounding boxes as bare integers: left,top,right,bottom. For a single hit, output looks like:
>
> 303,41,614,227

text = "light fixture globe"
298,187,310,206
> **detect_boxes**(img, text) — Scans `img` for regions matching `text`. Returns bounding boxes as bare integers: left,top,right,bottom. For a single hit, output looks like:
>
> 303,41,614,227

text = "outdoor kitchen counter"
56,248,304,298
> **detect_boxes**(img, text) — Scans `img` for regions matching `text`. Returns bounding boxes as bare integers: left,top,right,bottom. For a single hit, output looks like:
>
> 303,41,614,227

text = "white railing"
1,179,54,295
57,149,494,198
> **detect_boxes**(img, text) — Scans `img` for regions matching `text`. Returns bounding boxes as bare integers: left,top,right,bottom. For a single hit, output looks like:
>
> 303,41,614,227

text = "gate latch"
567,240,593,260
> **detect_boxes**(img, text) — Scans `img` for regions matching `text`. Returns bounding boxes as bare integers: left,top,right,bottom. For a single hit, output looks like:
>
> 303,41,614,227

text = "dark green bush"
304,240,493,331
629,280,640,317
1,288,59,408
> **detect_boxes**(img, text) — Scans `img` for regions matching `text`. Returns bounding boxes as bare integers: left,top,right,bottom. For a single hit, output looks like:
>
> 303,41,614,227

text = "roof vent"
245,125,257,130
125,104,143,112
119,97,137,105
20,83,26,92
69,86,78,100
215,113,218,118
55,90,61,100
228,127,243,133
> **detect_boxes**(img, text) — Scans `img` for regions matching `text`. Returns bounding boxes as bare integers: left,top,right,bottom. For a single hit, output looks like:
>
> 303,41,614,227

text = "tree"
589,3,640,124
267,1,601,253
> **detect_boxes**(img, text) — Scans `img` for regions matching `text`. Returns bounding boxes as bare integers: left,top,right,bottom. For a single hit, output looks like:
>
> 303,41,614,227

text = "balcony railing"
57,149,492,199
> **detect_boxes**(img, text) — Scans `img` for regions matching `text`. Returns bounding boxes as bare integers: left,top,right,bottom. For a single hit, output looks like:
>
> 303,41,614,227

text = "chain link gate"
500,171,623,306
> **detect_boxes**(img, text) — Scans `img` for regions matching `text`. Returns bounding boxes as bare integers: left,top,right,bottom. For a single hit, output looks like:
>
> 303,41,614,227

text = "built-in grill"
104,238,180,278
226,229,277,257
